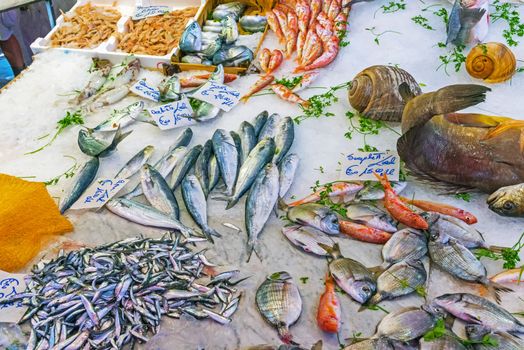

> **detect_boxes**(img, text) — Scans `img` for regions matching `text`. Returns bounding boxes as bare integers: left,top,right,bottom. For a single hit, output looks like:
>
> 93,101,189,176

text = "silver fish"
221,16,239,44
201,37,222,58
422,212,490,249
106,198,195,237
427,293,524,335
238,121,257,164
253,111,269,137
181,55,203,64
287,203,340,235
180,21,202,53
278,153,300,198
194,140,213,198
368,260,427,306
212,129,239,196
373,228,427,273
273,117,294,164
428,232,511,301
346,204,398,233
245,163,279,261
78,127,132,158
59,157,99,214
342,338,400,350
86,85,130,111
375,307,437,342
282,225,333,256
74,58,112,104
322,243,376,304
208,154,221,193
169,144,202,190
93,101,145,132
212,2,246,21
114,145,155,178
447,0,488,46
255,271,302,344
182,175,219,243
101,58,140,91
258,113,281,141
169,127,193,152
239,15,267,32
465,324,524,350
140,164,180,219
225,137,276,209
357,181,407,201
212,45,254,67
158,75,181,102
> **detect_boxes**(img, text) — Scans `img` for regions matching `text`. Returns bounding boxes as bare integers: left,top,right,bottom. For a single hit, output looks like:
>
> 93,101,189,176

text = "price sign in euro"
0,270,28,323
133,6,169,20
192,81,240,112
344,150,400,181
130,79,160,102
70,178,129,210
147,98,196,130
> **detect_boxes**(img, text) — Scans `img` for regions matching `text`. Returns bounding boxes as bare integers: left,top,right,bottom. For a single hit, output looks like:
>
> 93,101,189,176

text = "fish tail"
246,239,259,263
434,85,491,116
317,242,339,257
206,226,222,238
202,227,215,244
225,198,239,210
240,95,250,103
486,280,514,304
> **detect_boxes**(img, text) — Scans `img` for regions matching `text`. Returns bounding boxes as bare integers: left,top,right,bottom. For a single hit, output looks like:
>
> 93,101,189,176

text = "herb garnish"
412,15,434,30
45,156,79,186
424,318,499,346
437,43,466,74
300,276,309,284
366,304,389,313
344,111,400,152
26,110,85,155
455,193,471,202
336,20,350,47
433,7,449,25
365,26,401,45
275,75,303,89
381,0,406,14
312,180,348,217
491,0,524,47
294,82,351,124
475,232,524,269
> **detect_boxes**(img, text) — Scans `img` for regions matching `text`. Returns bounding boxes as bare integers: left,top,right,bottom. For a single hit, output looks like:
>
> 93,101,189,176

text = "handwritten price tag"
130,79,160,102
192,81,240,112
344,150,400,181
133,6,169,20
71,178,129,210
147,98,196,130
0,270,28,323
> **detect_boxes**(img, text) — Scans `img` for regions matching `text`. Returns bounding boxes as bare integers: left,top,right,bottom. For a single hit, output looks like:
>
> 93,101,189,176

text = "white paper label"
192,81,240,112
133,6,169,20
344,150,400,181
130,79,160,102
147,98,196,130
0,271,28,323
71,178,129,209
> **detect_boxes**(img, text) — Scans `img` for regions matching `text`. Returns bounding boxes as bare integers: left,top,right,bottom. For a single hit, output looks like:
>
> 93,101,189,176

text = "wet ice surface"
1,1,524,349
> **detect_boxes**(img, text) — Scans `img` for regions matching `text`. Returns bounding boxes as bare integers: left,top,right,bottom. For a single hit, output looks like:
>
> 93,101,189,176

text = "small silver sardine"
93,101,145,132
238,121,257,165
258,113,281,142
115,145,154,178
140,164,180,219
253,111,269,137
194,140,213,198
78,127,131,158
273,117,294,164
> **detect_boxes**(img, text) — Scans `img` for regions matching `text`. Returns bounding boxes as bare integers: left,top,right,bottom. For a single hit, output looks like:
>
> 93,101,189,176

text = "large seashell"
466,42,516,84
348,65,422,122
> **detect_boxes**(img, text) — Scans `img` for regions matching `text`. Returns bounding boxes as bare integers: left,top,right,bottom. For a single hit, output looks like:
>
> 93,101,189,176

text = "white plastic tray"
30,0,203,68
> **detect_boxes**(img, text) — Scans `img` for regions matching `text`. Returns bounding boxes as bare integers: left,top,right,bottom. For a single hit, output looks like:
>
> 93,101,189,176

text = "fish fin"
460,7,486,30
483,121,524,141
246,239,262,263
211,194,230,202
433,85,491,116
486,281,514,304
277,325,295,345
357,304,368,312
446,1,462,45
202,228,216,243
368,264,386,275
398,82,416,103
311,340,323,350
444,113,509,128
229,276,251,286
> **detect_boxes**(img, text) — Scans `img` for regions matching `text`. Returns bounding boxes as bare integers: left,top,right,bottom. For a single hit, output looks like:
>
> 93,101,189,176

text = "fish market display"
348,65,422,122
401,197,477,224
0,235,243,349
374,307,437,342
316,274,341,333
286,203,340,235
50,3,121,48
74,58,112,104
93,101,145,132
245,163,280,261
447,0,489,46
373,228,428,273
396,84,524,193
427,293,524,334
117,8,199,55
256,271,303,344
59,157,99,214
466,324,524,349
140,164,180,220
78,127,131,158
322,243,376,304
466,42,516,83
282,225,333,256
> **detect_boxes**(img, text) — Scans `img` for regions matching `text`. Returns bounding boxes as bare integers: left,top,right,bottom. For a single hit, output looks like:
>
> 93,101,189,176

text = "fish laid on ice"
194,140,213,198
93,101,145,132
372,228,427,273
282,225,333,256
245,163,280,261
288,181,364,207
258,113,281,141
317,274,341,333
74,58,112,104
59,157,99,214
286,203,340,235
345,204,398,233
169,145,202,190
401,197,477,224
266,49,284,75
256,271,302,344
278,153,300,199
241,75,275,103
447,0,489,46
357,181,407,201
253,111,269,138
339,220,392,244
212,129,239,196
78,127,132,158
271,84,309,106
114,145,155,178
273,117,295,164
140,164,180,220
487,183,524,217
466,324,524,349
375,307,437,342
489,268,524,284
238,121,257,165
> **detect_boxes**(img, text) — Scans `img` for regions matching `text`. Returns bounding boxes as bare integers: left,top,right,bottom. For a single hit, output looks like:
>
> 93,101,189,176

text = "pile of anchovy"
4,234,243,350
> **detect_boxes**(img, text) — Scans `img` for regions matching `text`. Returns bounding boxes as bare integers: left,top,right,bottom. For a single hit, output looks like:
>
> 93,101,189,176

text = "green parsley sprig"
365,26,401,45
491,0,524,47
455,193,471,202
312,180,348,217
275,75,303,89
45,156,79,186
412,15,434,30
424,318,499,347
294,82,351,124
381,0,406,14
437,43,466,74
26,110,85,155
344,111,400,152
475,232,524,269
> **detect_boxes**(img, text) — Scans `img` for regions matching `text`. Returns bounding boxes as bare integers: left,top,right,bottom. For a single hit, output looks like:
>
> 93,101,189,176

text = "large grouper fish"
397,83,524,200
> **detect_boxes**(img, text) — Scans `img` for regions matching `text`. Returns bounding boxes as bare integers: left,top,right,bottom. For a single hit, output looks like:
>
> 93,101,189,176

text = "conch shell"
466,42,516,84
348,65,422,122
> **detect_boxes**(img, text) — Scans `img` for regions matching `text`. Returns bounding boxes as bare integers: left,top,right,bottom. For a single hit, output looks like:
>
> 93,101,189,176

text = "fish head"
428,293,463,315
487,185,524,217
465,324,489,341
420,211,440,226
422,303,448,319
349,280,376,304
319,212,340,235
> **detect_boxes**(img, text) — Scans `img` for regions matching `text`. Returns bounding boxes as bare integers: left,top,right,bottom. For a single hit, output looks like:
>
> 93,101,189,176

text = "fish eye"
361,286,371,293
429,233,439,241
503,201,515,211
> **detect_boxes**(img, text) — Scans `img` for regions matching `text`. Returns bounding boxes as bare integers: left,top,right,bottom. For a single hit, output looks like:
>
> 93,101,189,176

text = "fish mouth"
486,190,505,207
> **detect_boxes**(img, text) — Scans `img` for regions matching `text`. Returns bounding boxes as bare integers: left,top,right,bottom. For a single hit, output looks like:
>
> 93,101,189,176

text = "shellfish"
466,42,516,84
348,65,422,122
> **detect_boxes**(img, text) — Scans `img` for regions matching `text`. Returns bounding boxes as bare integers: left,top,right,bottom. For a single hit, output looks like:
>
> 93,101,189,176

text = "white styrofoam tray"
30,0,203,68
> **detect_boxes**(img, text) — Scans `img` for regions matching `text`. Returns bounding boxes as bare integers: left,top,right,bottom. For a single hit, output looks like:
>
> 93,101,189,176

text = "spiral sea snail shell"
348,65,422,122
466,42,516,84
